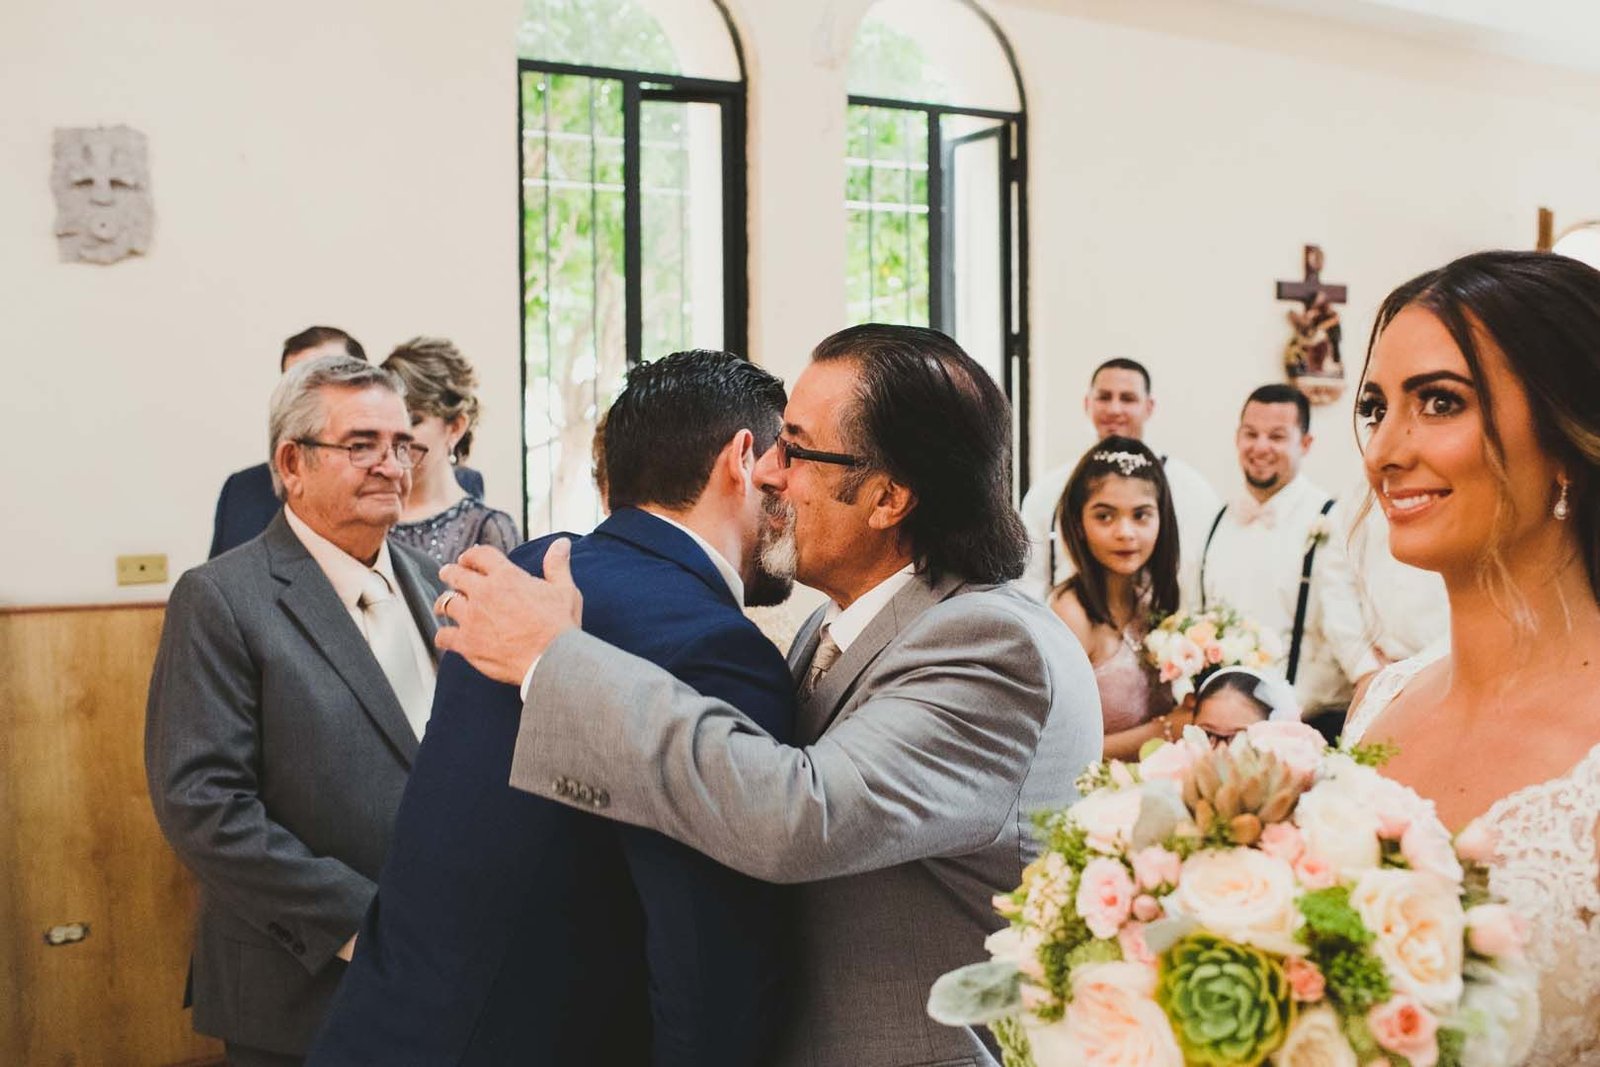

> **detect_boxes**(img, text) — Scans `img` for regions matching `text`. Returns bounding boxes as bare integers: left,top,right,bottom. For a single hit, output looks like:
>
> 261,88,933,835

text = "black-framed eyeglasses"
774,435,864,470
296,438,427,470
1201,727,1240,747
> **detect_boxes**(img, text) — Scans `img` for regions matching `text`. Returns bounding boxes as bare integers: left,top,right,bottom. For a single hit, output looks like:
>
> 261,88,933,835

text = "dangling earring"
449,443,460,467
1554,479,1571,522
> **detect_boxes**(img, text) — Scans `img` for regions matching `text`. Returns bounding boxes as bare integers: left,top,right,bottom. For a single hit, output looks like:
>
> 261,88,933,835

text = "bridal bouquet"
1143,607,1281,702
928,724,1539,1067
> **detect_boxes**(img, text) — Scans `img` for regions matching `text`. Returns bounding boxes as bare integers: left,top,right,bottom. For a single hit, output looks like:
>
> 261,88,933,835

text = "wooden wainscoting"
0,603,222,1066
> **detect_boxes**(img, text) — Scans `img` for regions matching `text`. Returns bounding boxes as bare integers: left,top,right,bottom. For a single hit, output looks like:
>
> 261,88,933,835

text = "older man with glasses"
146,354,442,1067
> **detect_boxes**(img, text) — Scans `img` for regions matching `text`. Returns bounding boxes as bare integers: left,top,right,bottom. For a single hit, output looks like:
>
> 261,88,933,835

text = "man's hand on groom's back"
434,540,583,686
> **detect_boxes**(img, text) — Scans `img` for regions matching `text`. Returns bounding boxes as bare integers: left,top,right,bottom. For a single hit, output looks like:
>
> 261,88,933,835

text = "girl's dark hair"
1361,250,1600,611
1052,435,1179,627
1196,672,1272,720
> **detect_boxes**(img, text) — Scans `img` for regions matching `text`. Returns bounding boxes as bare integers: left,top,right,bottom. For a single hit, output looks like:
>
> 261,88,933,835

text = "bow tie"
1233,496,1276,529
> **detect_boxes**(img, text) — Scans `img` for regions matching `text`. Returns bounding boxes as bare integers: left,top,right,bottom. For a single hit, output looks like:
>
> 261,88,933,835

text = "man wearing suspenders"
1194,384,1354,732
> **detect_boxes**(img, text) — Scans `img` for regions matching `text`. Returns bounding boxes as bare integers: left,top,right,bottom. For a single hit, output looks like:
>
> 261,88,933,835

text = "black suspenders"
1198,497,1336,685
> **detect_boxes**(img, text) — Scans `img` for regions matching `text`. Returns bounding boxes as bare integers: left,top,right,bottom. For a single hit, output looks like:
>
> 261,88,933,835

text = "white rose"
1024,961,1183,1067
1457,958,1540,1067
1216,631,1259,666
1244,720,1327,781
1273,1006,1358,1067
1350,868,1466,1010
1072,786,1146,855
1294,773,1382,880
1169,849,1304,956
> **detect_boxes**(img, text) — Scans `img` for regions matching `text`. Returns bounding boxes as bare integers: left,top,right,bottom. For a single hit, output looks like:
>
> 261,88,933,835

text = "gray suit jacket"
510,571,1102,1067
145,512,441,1055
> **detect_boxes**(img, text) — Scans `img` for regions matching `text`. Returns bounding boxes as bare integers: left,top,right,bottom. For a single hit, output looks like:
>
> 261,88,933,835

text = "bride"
1342,250,1600,1060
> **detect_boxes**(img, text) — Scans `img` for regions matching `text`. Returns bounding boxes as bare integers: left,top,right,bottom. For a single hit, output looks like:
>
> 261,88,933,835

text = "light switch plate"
116,553,168,585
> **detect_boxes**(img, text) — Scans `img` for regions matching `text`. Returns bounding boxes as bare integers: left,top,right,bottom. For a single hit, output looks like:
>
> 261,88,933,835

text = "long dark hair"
1052,436,1180,627
811,324,1028,584
1362,250,1600,609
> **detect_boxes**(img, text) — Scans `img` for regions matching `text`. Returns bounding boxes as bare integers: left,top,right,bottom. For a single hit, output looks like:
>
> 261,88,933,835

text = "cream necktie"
358,571,433,740
803,624,842,696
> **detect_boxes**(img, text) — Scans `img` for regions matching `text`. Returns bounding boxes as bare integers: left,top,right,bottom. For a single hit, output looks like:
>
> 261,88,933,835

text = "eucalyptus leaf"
927,960,1022,1026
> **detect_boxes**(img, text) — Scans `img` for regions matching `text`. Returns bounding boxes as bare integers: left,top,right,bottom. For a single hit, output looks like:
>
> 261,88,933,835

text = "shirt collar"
644,510,745,606
1236,473,1315,516
824,564,916,654
284,504,401,610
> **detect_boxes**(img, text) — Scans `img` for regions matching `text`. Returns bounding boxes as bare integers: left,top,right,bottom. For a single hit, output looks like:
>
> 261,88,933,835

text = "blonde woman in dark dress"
383,337,519,566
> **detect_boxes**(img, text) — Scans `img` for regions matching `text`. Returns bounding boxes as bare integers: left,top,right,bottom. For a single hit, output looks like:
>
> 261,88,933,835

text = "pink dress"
1094,632,1168,733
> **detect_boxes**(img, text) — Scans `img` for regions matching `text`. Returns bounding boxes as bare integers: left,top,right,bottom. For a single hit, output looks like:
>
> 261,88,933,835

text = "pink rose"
1159,660,1182,683
1294,851,1338,890
1400,820,1464,883
1206,643,1225,664
1118,921,1156,965
1455,818,1500,865
1368,995,1439,1067
1139,736,1205,785
1132,894,1162,922
1243,721,1326,782
1466,903,1528,958
1132,846,1182,891
1170,636,1206,677
1076,857,1136,939
1258,821,1305,864
1284,956,1326,1002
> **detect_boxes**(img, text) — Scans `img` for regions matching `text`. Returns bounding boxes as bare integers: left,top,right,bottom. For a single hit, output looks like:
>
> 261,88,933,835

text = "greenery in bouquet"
927,722,1540,1067
1143,606,1282,702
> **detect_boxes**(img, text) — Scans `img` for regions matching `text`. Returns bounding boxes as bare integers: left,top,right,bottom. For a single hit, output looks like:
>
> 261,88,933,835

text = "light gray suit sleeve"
145,570,374,972
510,598,1078,884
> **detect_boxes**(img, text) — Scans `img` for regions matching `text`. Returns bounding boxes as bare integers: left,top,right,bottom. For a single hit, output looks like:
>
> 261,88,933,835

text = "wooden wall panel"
0,604,222,1066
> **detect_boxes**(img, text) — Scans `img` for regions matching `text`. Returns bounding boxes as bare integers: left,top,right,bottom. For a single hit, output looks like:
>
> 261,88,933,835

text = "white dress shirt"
1318,487,1450,678
1020,450,1221,599
822,565,917,654
284,504,437,735
1191,475,1349,712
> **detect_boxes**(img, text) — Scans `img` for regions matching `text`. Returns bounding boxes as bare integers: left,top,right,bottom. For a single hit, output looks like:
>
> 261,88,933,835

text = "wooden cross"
1276,245,1347,309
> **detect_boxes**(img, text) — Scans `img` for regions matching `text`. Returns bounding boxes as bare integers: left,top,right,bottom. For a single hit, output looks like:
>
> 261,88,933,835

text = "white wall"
3,0,1599,604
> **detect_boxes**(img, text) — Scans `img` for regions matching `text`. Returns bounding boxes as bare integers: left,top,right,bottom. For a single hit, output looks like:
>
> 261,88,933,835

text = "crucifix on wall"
1276,244,1348,405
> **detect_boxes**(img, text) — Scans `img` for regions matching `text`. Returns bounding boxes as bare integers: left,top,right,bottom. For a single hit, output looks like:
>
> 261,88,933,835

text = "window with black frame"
845,0,1030,496
517,0,747,536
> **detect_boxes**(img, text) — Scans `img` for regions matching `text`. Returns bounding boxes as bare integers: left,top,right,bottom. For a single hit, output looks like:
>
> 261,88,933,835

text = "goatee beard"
1245,472,1280,491
746,495,797,608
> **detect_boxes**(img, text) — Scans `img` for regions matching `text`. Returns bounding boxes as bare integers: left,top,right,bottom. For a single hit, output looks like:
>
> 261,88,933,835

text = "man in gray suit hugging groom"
436,324,1103,1066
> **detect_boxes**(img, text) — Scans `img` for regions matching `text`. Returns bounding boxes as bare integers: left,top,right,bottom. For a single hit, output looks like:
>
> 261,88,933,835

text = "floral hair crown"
1091,449,1152,477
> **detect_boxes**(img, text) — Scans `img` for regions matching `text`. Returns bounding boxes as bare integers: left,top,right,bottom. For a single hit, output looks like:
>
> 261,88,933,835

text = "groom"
309,350,797,1065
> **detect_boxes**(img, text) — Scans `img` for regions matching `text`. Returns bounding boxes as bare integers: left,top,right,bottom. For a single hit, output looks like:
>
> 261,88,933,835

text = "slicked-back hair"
1361,249,1600,611
281,325,366,369
267,354,405,498
1052,436,1180,627
811,324,1028,584
1090,357,1152,394
603,350,787,511
1241,382,1311,436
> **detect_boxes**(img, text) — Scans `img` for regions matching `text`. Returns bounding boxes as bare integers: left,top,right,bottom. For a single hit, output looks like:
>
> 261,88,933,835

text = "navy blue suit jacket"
209,462,486,558
308,507,794,1066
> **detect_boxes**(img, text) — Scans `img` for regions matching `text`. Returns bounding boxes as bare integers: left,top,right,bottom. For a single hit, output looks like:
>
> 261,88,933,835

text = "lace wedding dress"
1344,655,1600,1062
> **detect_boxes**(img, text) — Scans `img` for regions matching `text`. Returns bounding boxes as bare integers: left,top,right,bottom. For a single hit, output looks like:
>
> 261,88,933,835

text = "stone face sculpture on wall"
51,125,153,264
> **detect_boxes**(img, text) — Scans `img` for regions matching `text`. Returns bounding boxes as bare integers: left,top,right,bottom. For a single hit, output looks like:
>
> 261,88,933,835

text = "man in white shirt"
146,355,441,1066
430,324,1102,1067
1193,383,1351,717
1319,486,1450,696
1019,358,1219,597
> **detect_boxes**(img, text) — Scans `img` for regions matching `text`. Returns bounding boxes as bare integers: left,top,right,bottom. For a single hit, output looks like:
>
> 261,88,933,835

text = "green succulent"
1157,933,1293,1067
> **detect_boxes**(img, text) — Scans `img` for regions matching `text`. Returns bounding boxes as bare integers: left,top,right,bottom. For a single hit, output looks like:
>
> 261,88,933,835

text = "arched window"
518,0,747,534
846,0,1030,492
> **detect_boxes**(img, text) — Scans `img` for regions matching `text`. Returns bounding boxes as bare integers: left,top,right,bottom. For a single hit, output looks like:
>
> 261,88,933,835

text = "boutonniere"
1305,516,1331,551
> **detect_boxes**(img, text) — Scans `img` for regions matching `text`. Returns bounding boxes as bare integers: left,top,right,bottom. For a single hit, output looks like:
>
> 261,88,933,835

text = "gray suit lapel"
798,571,967,743
264,517,421,767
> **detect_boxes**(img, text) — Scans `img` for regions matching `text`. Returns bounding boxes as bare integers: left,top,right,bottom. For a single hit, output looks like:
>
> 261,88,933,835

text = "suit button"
575,784,593,802
552,777,567,795
593,790,610,809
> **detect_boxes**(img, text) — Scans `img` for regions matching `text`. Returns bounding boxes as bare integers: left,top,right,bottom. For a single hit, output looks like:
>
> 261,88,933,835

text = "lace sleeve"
476,507,522,554
1340,653,1436,746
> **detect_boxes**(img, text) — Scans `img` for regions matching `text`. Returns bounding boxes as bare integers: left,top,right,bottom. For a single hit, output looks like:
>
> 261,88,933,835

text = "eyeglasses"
1201,727,1240,746
296,438,427,470
774,435,864,469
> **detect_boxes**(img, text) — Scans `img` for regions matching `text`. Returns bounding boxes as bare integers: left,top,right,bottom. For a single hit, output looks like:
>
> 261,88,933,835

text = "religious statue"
1276,244,1347,405
51,126,153,265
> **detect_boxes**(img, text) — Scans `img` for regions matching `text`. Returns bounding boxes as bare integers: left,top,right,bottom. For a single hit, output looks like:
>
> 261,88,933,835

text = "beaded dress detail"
1344,654,1600,1062
1094,629,1167,734
390,497,520,567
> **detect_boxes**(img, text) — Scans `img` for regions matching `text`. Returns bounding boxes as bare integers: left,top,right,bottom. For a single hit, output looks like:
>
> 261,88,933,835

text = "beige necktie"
803,625,842,696
358,571,433,740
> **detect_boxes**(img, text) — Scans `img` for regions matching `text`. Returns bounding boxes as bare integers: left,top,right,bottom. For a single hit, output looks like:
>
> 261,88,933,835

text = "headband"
1197,666,1302,723
1091,450,1153,477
